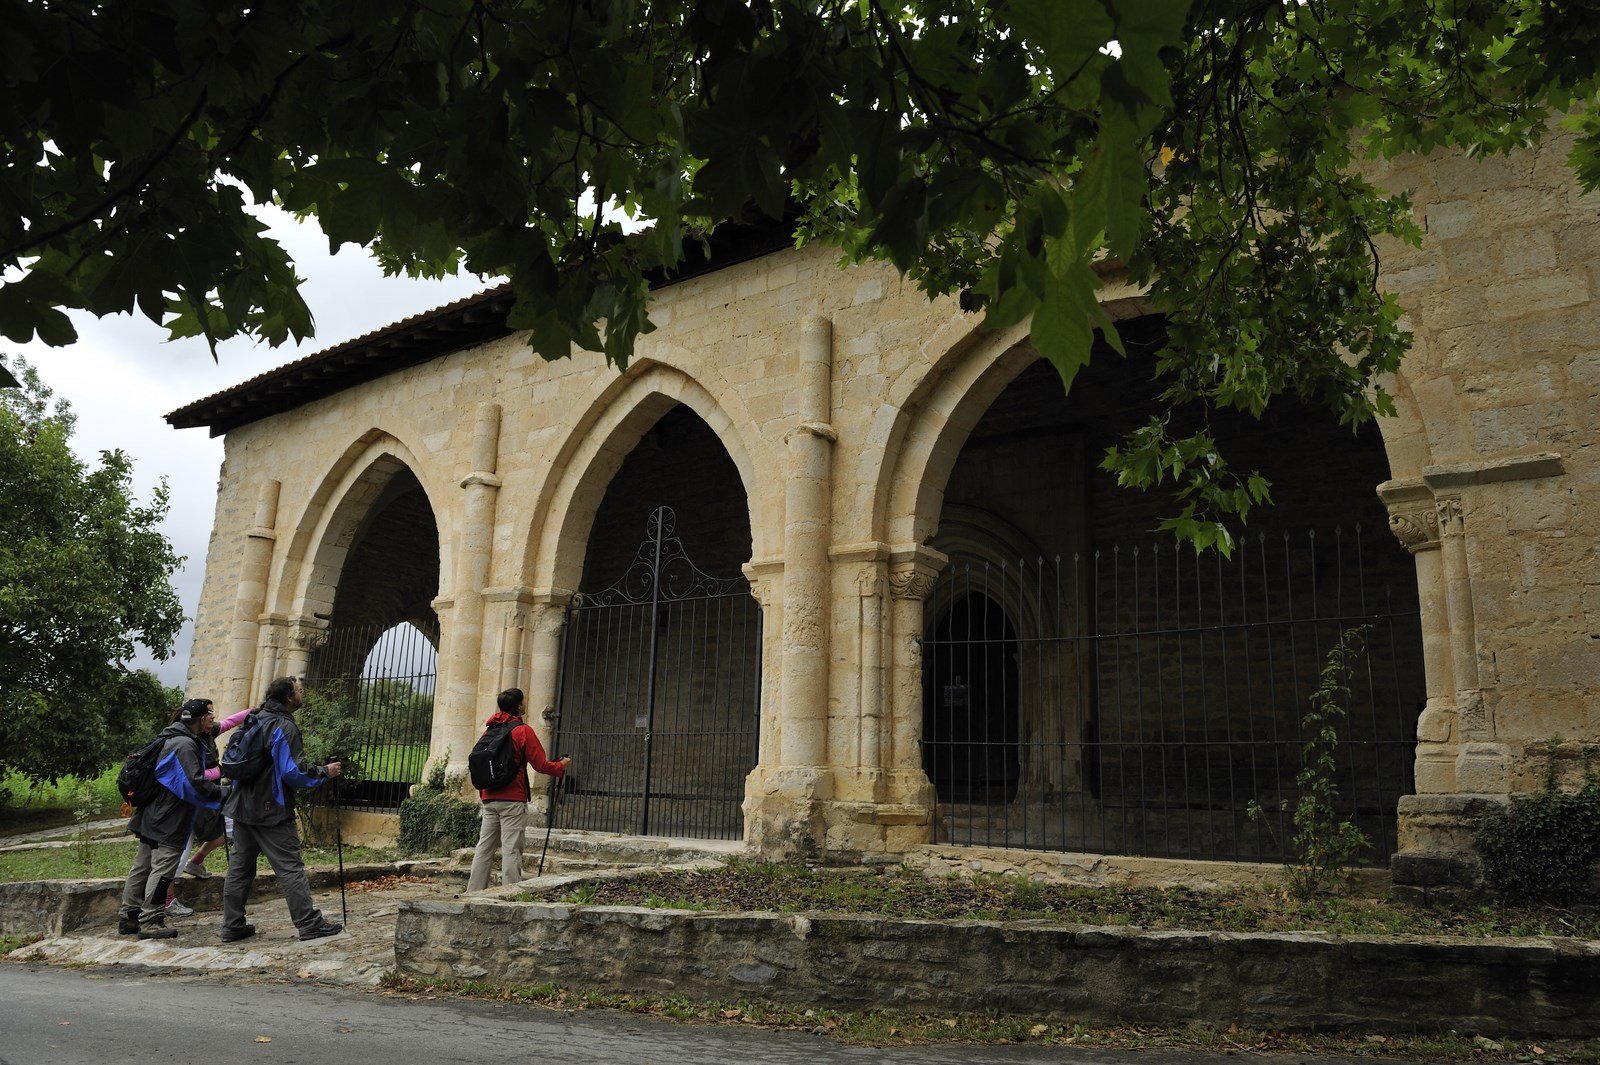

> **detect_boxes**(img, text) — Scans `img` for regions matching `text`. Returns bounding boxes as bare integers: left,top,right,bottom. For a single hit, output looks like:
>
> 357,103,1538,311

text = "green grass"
0,767,124,835
524,862,1600,939
0,840,398,883
355,743,428,783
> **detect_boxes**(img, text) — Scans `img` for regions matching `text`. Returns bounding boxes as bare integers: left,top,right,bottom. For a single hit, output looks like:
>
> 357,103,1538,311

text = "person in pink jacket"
466,688,569,891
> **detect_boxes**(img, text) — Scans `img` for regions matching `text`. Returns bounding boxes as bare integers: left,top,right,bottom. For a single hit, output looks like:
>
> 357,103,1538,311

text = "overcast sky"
16,207,490,690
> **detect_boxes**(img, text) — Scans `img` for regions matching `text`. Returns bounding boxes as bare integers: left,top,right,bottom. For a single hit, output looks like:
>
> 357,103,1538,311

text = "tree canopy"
0,359,185,783
4,0,1598,542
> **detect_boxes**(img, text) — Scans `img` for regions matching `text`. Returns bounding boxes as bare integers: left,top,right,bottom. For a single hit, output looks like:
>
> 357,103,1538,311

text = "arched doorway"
920,319,1426,862
551,404,759,839
299,464,441,809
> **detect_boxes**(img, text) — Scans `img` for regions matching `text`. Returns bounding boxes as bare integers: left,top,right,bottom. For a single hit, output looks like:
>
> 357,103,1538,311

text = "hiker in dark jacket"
219,676,343,944
117,700,224,940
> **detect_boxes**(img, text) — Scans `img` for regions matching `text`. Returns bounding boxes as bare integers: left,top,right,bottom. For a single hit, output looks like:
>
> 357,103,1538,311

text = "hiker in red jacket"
466,688,569,891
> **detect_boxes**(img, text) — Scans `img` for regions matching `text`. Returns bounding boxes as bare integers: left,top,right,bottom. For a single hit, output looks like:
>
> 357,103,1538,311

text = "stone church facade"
169,133,1600,896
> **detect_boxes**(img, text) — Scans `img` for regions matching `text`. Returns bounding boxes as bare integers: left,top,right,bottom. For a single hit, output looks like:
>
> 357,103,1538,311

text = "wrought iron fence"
553,507,762,839
922,525,1424,864
303,621,437,810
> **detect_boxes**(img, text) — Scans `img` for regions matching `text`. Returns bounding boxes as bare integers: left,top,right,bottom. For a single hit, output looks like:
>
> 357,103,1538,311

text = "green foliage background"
0,359,184,785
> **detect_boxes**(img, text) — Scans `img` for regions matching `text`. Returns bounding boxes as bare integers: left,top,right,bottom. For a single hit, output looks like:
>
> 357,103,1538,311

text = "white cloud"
13,210,490,690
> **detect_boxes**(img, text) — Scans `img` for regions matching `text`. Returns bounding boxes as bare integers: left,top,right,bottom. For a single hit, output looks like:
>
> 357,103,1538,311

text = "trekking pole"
536,773,560,878
333,777,347,926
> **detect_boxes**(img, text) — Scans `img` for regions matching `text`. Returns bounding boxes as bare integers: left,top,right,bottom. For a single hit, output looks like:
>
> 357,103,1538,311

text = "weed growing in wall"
1249,625,1372,897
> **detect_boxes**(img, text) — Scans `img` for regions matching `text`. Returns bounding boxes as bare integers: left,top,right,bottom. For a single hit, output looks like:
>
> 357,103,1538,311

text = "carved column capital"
1377,478,1442,554
887,543,948,601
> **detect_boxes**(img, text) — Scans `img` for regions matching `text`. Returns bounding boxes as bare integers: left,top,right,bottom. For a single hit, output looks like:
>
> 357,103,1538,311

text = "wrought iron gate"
923,525,1425,864
303,621,438,810
552,507,761,839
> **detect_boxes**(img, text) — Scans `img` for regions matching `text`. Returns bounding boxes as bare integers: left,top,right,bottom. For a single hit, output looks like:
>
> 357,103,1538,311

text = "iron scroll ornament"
572,506,749,608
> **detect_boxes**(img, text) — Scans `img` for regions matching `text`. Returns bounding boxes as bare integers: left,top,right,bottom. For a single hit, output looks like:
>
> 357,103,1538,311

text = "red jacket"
477,710,565,802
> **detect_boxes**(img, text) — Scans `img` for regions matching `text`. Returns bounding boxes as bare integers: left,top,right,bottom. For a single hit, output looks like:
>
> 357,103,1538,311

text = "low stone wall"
0,864,445,937
395,898,1600,1037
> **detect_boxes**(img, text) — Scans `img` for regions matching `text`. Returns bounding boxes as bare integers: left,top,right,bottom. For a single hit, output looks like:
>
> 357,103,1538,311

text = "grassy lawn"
0,767,125,836
521,860,1600,940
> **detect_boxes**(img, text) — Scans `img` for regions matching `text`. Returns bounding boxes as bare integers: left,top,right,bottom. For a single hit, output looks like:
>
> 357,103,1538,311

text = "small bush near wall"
398,755,478,855
1476,740,1600,905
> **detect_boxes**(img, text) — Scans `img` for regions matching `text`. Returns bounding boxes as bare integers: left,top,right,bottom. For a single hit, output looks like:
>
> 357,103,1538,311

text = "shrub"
1476,740,1600,905
398,752,479,855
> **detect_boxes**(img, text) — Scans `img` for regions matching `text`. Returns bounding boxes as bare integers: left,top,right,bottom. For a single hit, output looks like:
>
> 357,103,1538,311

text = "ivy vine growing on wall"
1475,739,1600,906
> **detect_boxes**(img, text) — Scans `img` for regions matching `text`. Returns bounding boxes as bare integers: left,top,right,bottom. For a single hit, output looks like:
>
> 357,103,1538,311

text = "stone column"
524,595,571,753
824,543,891,806
437,403,503,776
885,544,946,823
779,316,835,769
283,617,328,681
223,479,279,712
255,614,289,699
1435,493,1506,793
1378,479,1454,793
742,315,836,859
741,560,785,767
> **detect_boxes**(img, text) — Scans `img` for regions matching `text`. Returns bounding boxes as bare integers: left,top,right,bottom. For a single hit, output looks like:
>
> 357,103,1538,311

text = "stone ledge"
0,862,459,937
394,898,1600,1038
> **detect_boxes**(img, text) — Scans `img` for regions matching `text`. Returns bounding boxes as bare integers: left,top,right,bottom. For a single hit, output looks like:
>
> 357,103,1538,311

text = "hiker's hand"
560,757,572,770
325,761,343,779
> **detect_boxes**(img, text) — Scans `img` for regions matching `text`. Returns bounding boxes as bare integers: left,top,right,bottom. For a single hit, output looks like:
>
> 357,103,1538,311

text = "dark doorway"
924,593,1020,804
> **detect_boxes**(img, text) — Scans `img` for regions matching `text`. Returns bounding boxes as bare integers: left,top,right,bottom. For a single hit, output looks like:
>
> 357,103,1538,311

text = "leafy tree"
4,1,1598,541
0,358,185,783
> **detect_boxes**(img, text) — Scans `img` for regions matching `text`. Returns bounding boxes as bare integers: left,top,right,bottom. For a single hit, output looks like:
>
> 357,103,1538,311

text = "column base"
744,766,937,862
1391,793,1508,906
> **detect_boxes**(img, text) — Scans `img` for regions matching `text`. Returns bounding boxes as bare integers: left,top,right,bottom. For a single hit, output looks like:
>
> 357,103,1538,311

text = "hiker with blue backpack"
116,699,225,940
466,687,570,892
218,676,344,944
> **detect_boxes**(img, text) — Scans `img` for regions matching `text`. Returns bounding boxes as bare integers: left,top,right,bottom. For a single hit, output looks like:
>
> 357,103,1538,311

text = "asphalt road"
0,963,1391,1065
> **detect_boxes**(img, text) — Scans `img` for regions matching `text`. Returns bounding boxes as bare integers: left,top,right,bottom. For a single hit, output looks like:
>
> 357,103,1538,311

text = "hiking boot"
298,921,343,941
117,918,140,935
220,924,256,943
138,924,178,940
182,861,213,880
166,898,194,917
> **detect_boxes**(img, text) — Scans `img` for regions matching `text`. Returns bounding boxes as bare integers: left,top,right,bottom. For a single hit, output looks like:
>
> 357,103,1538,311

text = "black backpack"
116,734,167,808
220,712,272,781
468,721,523,791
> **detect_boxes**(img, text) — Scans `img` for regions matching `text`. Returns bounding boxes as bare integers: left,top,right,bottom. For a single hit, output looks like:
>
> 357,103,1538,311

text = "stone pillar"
255,614,289,700
437,401,504,776
283,616,328,682
223,479,279,712
826,543,891,805
1435,493,1508,793
885,544,946,823
743,316,836,859
1378,479,1455,794
524,594,571,753
779,316,835,768
742,560,785,767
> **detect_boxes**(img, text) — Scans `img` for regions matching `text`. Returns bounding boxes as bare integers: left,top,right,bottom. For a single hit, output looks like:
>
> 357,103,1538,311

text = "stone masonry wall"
395,897,1600,1037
